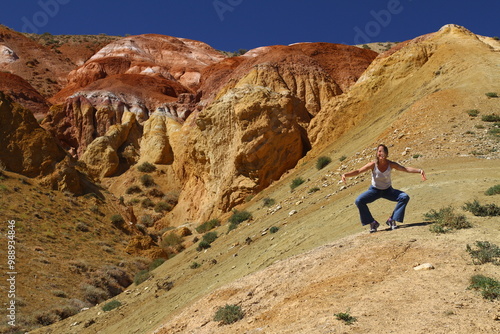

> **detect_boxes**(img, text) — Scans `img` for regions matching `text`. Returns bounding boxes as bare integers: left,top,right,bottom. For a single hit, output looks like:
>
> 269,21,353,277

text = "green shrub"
466,109,480,117
125,185,142,194
308,187,320,194
485,184,500,196
262,197,276,207
102,300,122,312
110,214,125,227
228,210,252,231
481,114,500,122
149,258,166,271
316,156,332,170
137,162,156,173
468,275,500,301
213,304,244,325
154,201,172,213
196,240,211,251
269,226,279,234
229,210,252,225
334,310,357,325
485,92,498,98
196,219,221,233
463,200,500,216
190,262,201,269
202,231,218,244
134,270,151,285
489,126,500,137
140,174,155,187
466,241,500,265
339,155,347,162
424,206,472,233
290,177,305,190
141,198,155,209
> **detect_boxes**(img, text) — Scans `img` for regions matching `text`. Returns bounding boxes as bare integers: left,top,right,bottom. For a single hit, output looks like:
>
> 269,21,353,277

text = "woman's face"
377,146,388,160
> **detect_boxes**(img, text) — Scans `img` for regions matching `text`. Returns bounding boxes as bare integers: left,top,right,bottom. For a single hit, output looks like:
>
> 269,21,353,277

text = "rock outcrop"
0,91,66,176
169,85,311,221
0,26,74,98
0,72,50,117
0,92,84,193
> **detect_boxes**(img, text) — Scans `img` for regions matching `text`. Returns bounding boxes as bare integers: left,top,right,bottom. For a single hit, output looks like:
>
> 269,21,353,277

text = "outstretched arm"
342,162,374,183
390,162,427,181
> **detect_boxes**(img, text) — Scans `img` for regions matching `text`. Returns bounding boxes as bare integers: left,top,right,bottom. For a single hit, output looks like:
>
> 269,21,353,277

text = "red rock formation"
0,26,74,98
0,72,50,117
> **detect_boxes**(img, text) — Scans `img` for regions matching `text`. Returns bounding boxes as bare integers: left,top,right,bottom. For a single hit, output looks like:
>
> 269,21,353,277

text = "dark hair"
376,144,389,165
377,144,389,155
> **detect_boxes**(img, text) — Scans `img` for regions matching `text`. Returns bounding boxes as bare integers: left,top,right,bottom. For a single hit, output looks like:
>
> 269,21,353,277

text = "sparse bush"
125,185,142,194
190,262,201,269
468,275,500,301
308,187,320,194
196,219,220,233
463,200,500,216
141,198,155,209
149,258,166,271
110,214,125,228
485,184,500,196
262,197,276,207
140,214,154,227
290,177,305,190
339,155,347,162
229,210,252,224
316,156,332,170
102,300,122,312
34,310,60,326
76,222,90,232
213,304,244,325
154,201,172,213
137,162,156,173
485,92,498,98
140,174,155,187
424,206,472,233
196,240,211,251
134,270,151,285
51,289,68,298
466,109,480,117
489,126,500,137
82,284,108,305
412,154,422,159
160,233,183,249
54,304,80,319
202,231,218,244
148,188,164,198
481,114,500,122
228,210,252,231
466,241,500,265
334,310,357,325
163,191,180,205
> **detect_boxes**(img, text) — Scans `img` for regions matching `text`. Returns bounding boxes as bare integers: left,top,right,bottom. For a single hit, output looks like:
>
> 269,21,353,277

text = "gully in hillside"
341,144,427,233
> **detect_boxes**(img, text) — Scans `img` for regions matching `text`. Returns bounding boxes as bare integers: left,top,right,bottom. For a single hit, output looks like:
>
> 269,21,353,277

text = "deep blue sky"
1,0,499,51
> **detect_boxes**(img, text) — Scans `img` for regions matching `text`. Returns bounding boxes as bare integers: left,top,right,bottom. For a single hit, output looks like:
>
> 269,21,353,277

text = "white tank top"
372,163,392,190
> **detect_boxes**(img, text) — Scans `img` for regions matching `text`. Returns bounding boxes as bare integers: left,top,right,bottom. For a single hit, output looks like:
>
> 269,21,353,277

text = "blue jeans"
355,186,410,225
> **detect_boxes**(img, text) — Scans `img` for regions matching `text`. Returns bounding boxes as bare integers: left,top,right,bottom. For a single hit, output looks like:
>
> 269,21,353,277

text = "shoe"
369,221,380,233
386,218,398,230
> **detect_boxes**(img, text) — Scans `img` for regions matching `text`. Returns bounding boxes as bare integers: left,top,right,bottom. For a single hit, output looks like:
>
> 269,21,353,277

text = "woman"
341,144,427,233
